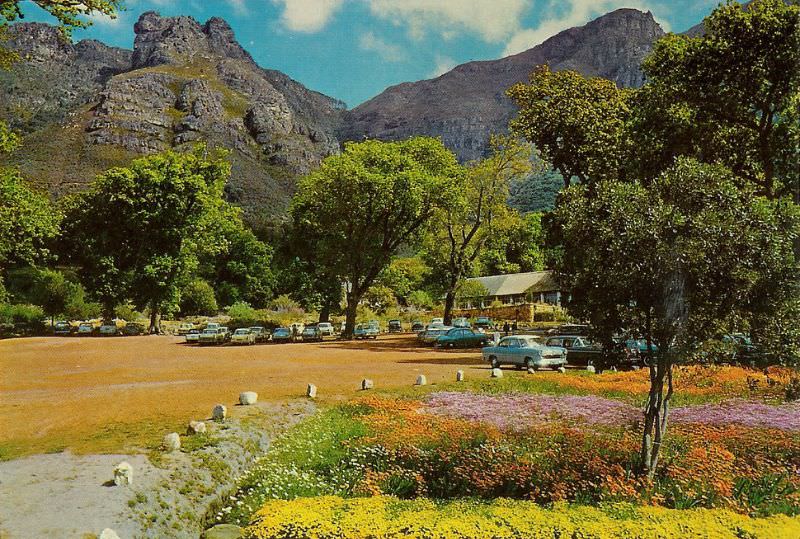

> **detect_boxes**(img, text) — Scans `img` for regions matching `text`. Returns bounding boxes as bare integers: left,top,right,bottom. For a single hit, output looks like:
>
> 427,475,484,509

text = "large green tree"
291,137,459,336
552,158,800,478
61,146,232,330
423,136,531,324
630,0,799,198
507,65,632,187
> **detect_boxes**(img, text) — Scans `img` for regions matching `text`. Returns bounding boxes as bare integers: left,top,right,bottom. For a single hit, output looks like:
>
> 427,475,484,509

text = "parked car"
418,327,452,345
317,322,335,337
624,338,659,365
99,323,120,336
483,335,567,370
302,326,323,342
368,320,381,332
435,327,489,348
177,322,195,335
231,328,256,345
430,317,444,326
474,317,493,330
354,323,379,340
545,335,639,370
388,319,403,333
77,322,95,336
219,327,232,342
249,326,268,343
205,322,220,331
547,324,590,336
123,323,145,336
271,327,293,343
185,329,201,343
53,321,73,336
199,327,226,345
724,333,765,365
411,320,425,333
452,317,471,328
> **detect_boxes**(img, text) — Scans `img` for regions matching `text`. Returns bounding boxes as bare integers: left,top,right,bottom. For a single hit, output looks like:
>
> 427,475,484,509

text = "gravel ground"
0,399,315,539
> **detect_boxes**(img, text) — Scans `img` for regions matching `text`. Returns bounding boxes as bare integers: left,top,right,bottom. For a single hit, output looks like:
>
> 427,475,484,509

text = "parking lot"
0,334,486,459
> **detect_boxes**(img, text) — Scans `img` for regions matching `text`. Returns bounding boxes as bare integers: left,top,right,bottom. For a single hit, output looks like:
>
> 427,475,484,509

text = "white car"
185,329,201,343
231,328,256,345
177,322,195,335
482,335,567,370
430,317,444,326
77,322,95,336
317,322,334,336
99,323,119,336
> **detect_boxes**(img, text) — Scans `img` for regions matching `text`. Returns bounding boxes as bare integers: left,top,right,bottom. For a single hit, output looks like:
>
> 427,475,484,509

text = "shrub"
180,279,218,316
0,303,45,334
243,496,800,539
226,301,258,325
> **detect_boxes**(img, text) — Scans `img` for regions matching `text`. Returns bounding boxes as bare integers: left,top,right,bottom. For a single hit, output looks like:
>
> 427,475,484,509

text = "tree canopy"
291,137,460,335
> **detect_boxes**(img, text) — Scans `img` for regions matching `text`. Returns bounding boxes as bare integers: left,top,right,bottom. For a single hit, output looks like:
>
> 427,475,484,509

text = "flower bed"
243,496,800,539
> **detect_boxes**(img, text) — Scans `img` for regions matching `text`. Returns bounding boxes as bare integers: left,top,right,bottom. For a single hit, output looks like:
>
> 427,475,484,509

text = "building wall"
452,303,565,323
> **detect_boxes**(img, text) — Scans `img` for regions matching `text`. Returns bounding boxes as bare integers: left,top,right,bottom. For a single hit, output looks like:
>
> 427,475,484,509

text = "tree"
291,137,459,337
507,65,632,187
629,0,800,198
423,136,531,325
0,129,60,298
478,211,546,276
28,268,71,324
407,289,435,311
179,279,218,317
454,279,489,309
1,0,121,68
374,256,430,304
552,158,800,478
61,146,232,330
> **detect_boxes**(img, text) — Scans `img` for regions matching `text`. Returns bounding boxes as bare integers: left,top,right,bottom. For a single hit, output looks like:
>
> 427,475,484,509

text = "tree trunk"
640,352,674,479
148,300,160,334
319,304,331,323
343,290,359,339
443,290,457,326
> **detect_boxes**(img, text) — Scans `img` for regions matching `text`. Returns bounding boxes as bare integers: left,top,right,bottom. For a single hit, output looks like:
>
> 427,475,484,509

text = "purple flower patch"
424,392,800,432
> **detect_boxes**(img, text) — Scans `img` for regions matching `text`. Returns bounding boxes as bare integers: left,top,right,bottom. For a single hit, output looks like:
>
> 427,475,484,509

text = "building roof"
465,271,559,297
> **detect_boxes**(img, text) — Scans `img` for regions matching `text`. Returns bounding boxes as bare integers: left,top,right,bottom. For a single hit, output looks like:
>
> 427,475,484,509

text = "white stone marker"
163,432,181,452
361,379,374,390
491,368,503,378
212,404,227,421
113,462,133,486
415,374,427,386
307,383,317,398
188,421,207,435
239,391,258,405
558,366,567,374
99,529,121,539
456,370,465,382
586,365,596,374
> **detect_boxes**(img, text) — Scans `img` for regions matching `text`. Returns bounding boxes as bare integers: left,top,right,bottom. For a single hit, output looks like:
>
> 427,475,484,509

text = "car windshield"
202,329,216,334
249,327,263,332
274,328,289,335
234,329,250,335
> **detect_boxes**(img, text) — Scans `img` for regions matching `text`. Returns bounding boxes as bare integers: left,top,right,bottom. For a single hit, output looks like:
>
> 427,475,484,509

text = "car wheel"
489,356,499,369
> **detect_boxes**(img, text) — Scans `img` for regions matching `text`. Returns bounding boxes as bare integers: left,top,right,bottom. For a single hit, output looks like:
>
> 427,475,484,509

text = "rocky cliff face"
0,12,345,219
341,9,665,162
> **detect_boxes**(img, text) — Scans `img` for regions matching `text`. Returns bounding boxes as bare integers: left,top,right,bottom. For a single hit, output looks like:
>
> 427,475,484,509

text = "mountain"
341,9,665,162
0,12,345,220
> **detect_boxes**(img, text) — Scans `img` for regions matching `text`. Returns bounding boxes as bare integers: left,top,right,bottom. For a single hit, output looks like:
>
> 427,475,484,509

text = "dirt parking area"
0,334,485,459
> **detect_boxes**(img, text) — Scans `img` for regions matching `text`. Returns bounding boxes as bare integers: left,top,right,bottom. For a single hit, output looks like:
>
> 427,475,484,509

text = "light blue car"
482,335,567,370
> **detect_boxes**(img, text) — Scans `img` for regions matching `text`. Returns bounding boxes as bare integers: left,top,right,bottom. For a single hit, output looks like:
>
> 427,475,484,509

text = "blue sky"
19,0,724,108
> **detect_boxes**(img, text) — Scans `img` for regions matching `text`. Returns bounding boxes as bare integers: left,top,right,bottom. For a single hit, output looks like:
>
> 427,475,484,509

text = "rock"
558,366,567,374
632,365,641,371
113,462,133,486
212,404,227,421
188,420,207,435
163,432,181,452
491,368,503,378
527,367,536,374
239,391,258,405
586,365,596,374
306,383,317,398
201,523,243,539
99,529,121,539
361,379,374,390
415,375,427,386
456,370,465,382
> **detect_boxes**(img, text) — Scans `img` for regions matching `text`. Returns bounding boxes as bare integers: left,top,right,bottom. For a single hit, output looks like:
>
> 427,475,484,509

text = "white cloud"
502,0,670,57
366,0,531,42
429,54,456,77
270,0,344,32
359,31,406,62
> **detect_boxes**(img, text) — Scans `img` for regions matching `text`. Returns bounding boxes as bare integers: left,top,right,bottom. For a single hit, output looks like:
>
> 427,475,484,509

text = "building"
459,270,562,309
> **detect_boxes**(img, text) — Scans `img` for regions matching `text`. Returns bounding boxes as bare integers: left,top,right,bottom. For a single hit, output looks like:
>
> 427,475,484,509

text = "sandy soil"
0,334,485,458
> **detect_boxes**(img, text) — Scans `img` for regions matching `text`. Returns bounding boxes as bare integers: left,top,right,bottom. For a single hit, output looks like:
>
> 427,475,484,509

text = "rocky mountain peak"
132,11,251,69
